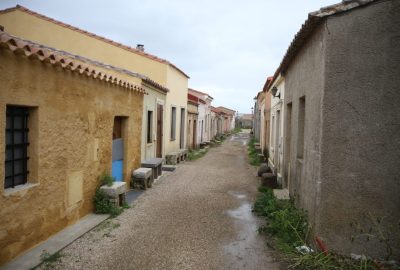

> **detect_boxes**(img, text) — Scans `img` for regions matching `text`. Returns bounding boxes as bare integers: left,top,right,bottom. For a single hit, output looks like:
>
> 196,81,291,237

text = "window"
5,106,30,188
147,110,153,143
297,97,305,159
171,106,176,140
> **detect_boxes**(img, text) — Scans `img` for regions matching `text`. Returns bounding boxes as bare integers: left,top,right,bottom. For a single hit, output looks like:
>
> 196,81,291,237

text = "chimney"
136,44,144,52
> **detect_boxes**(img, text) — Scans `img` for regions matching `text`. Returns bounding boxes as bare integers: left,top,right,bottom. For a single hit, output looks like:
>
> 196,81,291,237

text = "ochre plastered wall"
0,49,143,265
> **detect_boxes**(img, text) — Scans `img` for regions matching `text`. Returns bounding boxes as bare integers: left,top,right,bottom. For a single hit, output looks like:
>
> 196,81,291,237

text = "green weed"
247,138,261,166
40,251,62,265
187,149,207,161
99,172,114,187
93,188,124,218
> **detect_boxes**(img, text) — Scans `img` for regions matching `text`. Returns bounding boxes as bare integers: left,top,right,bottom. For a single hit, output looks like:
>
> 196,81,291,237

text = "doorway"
156,104,163,158
180,108,185,149
112,116,125,182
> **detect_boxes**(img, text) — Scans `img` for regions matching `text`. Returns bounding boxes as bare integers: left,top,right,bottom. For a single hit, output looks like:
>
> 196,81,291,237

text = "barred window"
5,106,30,188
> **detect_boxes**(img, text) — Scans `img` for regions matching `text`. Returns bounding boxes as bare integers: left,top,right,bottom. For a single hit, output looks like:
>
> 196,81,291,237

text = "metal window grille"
5,106,30,188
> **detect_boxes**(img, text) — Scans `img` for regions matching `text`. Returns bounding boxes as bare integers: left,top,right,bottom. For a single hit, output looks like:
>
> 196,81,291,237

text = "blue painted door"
111,138,124,181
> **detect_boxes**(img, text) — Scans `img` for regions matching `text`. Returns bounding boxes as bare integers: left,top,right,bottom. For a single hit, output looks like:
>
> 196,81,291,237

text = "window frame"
147,110,153,144
4,105,30,189
170,106,176,141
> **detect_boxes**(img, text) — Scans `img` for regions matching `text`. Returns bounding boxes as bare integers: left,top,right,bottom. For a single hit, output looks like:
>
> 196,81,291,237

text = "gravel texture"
38,131,282,270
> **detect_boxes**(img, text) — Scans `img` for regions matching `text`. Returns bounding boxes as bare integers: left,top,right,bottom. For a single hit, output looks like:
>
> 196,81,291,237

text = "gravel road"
39,131,282,270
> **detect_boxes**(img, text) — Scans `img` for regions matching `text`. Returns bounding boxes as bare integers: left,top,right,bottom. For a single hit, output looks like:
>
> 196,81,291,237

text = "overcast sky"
0,0,339,113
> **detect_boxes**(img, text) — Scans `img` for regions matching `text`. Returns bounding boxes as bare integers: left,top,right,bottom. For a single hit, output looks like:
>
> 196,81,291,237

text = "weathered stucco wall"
263,92,271,154
283,23,326,229
319,0,400,258
0,49,143,264
268,76,285,184
186,103,198,149
141,86,166,161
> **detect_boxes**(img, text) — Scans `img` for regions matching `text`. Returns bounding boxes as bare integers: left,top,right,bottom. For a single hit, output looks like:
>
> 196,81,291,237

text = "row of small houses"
0,5,235,265
252,0,399,261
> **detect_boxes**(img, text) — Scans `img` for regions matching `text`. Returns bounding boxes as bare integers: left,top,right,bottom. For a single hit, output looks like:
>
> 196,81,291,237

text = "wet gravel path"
40,131,282,270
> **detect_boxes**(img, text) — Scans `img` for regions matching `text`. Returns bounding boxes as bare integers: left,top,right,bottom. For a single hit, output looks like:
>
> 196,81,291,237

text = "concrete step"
273,188,290,200
162,165,177,172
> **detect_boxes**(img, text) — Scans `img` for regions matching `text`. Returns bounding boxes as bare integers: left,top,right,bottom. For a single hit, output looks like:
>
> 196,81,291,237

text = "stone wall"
0,48,143,264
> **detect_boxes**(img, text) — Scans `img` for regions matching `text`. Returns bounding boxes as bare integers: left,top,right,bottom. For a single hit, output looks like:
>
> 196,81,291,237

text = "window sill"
170,139,176,141
146,142,153,146
3,183,39,197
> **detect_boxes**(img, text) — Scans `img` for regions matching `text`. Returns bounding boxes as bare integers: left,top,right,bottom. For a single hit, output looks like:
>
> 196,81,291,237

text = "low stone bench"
141,158,164,179
100,182,127,207
132,167,153,190
166,152,180,165
178,149,188,161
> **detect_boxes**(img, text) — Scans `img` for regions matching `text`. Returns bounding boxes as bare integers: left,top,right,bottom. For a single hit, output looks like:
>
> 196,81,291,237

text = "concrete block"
100,182,127,198
132,168,152,179
166,152,179,165
257,163,272,177
273,188,290,200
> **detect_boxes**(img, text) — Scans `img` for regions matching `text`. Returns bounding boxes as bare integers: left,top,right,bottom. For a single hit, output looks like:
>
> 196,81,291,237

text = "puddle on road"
223,193,278,269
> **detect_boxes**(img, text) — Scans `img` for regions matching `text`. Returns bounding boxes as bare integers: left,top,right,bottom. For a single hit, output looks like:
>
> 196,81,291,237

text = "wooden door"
156,104,163,158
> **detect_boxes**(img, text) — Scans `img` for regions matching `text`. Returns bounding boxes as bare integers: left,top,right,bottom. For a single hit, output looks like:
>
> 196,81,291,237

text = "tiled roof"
188,88,214,100
142,78,169,93
217,106,236,115
0,29,146,94
263,76,273,92
268,0,378,89
0,5,190,79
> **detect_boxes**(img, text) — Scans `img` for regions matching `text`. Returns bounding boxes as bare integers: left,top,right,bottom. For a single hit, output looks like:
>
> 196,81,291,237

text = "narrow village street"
39,131,282,270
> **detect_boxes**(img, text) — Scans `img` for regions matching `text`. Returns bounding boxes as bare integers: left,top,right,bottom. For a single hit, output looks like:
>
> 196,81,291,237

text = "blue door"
111,138,124,181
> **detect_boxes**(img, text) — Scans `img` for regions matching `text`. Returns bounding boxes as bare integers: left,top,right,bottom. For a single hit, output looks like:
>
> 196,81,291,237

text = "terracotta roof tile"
0,5,190,78
188,88,214,100
0,29,147,94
